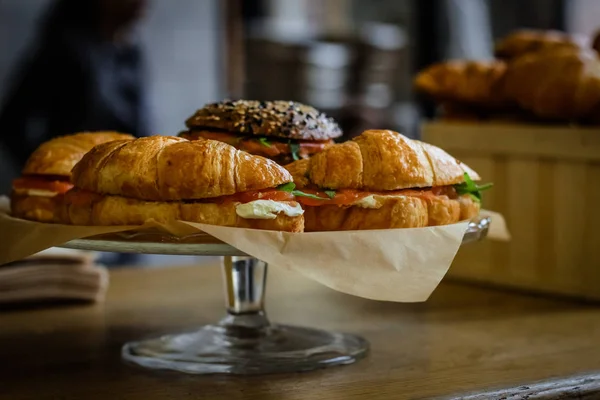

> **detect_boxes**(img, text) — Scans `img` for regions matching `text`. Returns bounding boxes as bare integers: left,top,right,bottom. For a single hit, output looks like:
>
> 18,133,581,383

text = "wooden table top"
1,264,600,400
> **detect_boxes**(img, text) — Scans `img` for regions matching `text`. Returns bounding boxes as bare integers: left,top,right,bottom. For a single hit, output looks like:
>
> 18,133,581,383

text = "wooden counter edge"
451,372,600,400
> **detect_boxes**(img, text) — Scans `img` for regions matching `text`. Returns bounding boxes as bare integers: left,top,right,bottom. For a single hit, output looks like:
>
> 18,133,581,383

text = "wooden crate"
422,121,600,301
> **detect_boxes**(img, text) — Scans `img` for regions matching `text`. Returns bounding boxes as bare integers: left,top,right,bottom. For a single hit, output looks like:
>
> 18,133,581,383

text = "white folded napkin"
0,247,109,305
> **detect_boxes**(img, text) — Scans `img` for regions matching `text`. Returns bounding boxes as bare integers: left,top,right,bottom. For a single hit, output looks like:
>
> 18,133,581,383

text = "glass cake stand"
61,217,490,375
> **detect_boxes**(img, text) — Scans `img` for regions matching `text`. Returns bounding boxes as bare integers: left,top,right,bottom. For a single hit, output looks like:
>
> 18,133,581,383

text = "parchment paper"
0,197,510,302
480,209,511,241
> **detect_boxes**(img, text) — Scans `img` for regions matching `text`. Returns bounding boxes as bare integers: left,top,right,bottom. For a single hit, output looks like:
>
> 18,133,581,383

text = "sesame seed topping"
184,100,342,140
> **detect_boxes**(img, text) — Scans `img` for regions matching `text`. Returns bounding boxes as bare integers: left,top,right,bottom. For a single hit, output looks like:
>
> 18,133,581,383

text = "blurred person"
0,0,150,266
0,0,150,172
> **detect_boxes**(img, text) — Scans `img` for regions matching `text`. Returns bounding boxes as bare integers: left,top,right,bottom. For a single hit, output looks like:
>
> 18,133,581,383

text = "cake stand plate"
59,217,490,375
61,217,490,256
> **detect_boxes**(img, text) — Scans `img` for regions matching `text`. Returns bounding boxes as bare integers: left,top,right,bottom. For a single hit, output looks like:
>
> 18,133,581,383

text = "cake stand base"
122,314,369,375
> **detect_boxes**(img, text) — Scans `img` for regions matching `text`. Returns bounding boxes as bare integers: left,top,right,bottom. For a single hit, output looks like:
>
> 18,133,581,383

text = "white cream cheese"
354,195,379,209
13,188,58,198
236,200,304,220
353,194,407,209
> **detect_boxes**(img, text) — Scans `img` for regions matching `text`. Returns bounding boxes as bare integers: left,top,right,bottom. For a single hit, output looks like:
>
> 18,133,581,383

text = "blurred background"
0,0,219,194
0,0,598,268
2,0,599,192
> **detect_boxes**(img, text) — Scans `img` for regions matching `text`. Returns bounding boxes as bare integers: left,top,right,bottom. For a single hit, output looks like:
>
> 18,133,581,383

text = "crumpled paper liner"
0,197,509,302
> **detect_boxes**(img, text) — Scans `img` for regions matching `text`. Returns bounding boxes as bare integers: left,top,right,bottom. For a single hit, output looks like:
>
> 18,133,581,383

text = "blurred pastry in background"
181,100,342,165
414,28,600,125
414,60,512,112
494,29,587,60
503,47,600,121
10,132,134,222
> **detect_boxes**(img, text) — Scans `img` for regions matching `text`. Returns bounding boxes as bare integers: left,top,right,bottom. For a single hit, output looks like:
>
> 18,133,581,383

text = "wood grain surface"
1,264,600,400
423,122,600,301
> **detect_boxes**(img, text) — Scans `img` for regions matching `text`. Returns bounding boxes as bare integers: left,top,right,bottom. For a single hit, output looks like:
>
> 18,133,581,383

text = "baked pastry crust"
284,159,311,188
285,129,482,231
303,196,427,231
414,60,511,110
72,136,293,201
458,195,480,222
185,100,343,141
10,192,61,223
22,132,134,177
302,194,479,231
61,189,304,232
503,48,600,120
13,131,134,223
494,29,586,60
288,130,479,191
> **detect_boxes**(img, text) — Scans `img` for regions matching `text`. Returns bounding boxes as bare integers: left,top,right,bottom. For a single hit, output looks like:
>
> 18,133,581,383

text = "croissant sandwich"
61,136,304,232
284,130,491,232
180,100,342,165
10,132,134,222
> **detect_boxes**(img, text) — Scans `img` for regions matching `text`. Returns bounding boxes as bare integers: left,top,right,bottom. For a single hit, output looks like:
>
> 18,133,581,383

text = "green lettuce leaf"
258,137,271,147
277,182,296,193
454,173,493,203
276,183,332,201
289,142,301,161
292,191,330,200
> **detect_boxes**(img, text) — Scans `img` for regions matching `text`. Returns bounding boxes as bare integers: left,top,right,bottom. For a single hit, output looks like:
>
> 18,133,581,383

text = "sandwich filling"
236,200,304,219
65,187,304,220
12,176,74,198
287,186,461,208
277,173,492,208
181,130,333,160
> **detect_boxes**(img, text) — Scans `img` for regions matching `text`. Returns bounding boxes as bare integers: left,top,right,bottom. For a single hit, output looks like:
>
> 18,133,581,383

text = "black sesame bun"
185,100,343,141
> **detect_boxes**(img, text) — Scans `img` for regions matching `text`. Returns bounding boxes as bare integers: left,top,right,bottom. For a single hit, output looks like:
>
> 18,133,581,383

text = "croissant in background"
503,47,600,121
494,29,587,60
63,136,304,232
285,130,484,232
414,60,511,111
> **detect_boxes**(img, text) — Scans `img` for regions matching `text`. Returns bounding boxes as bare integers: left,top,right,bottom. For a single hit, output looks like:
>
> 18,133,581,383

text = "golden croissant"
494,29,587,60
285,129,485,231
414,60,511,110
63,136,304,231
503,48,600,120
11,131,134,223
